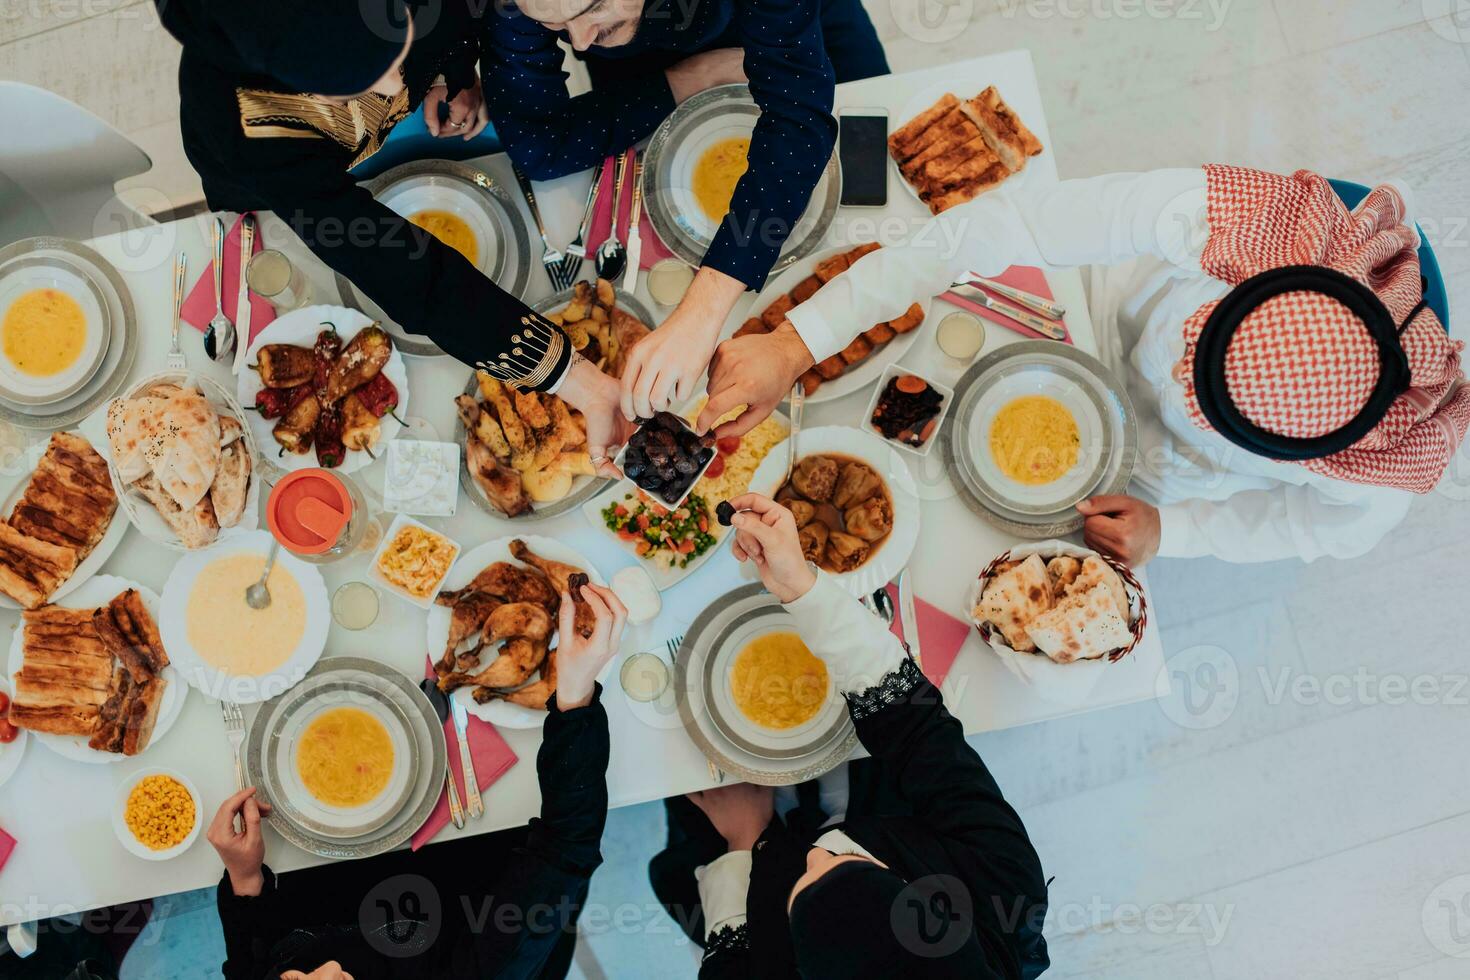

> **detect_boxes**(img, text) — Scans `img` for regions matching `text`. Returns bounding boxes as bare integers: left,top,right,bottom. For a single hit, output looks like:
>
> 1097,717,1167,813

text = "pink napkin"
587,150,677,271
940,266,1072,344
0,827,15,874
411,659,520,850
179,213,278,347
884,584,970,688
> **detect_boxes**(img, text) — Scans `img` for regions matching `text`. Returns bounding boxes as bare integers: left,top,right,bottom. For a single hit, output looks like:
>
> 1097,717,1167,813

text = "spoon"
867,587,896,625
203,217,236,363
594,150,630,281
245,539,281,610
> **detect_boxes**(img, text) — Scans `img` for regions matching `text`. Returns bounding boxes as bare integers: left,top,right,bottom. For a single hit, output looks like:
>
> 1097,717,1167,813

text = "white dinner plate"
748,426,921,597
426,535,608,730
238,305,410,475
738,244,935,406
0,434,129,611
158,530,331,704
378,176,501,278
5,575,187,764
891,80,1044,209
0,259,110,404
0,676,29,791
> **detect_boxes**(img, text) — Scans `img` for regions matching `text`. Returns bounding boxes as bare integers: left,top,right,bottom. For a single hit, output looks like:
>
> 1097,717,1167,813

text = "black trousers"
583,0,891,87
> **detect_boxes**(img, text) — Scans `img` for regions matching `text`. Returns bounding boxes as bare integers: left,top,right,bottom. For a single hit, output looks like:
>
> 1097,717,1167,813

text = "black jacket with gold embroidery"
156,0,570,390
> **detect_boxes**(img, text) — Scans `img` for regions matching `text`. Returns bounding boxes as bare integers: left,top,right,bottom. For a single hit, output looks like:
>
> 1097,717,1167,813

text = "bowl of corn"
113,769,202,860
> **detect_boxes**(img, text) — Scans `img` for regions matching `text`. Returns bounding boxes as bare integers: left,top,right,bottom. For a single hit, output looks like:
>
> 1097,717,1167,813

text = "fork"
557,159,605,288
666,633,724,782
220,700,246,828
167,252,188,371
511,164,566,290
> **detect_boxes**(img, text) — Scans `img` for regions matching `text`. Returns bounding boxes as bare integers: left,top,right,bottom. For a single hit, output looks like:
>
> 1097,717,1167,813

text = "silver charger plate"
0,238,137,429
245,657,447,859
943,341,1137,538
642,84,841,278
676,584,857,786
335,160,533,358
457,287,658,521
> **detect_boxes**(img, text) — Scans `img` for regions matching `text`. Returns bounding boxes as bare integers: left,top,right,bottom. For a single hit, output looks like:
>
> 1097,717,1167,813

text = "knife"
418,679,465,829
230,213,256,375
450,696,484,819
623,157,644,294
964,275,1067,320
948,282,1067,341
898,568,923,672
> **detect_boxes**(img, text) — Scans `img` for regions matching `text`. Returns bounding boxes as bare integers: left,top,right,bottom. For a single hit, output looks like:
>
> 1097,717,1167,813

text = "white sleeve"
782,572,908,694
1155,483,1414,564
696,849,753,940
788,169,1209,362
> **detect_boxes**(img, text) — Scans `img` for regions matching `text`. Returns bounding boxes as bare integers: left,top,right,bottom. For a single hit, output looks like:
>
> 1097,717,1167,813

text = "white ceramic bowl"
112,768,203,861
0,263,109,404
368,514,462,610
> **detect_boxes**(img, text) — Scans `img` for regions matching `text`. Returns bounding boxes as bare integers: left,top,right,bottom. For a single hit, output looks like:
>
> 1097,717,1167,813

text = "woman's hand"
555,583,629,709
556,354,637,479
206,786,272,897
424,77,490,141
726,493,816,603
697,321,814,436
688,783,774,852
1077,494,1161,566
620,268,745,421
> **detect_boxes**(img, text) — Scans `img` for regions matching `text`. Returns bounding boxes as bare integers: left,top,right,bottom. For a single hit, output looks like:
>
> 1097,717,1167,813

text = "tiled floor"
6,1,1470,977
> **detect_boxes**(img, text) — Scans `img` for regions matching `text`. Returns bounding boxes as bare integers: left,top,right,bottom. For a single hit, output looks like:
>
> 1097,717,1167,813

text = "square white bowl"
862,363,955,459
368,514,462,609
613,412,718,512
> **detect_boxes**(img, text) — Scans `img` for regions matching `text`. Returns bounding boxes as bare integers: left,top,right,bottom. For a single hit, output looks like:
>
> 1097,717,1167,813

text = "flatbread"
975,553,1052,653
1025,582,1132,664
1065,556,1130,622
140,386,221,510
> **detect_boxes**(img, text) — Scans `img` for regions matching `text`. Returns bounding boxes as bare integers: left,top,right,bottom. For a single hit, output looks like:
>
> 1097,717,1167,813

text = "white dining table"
0,49,1167,936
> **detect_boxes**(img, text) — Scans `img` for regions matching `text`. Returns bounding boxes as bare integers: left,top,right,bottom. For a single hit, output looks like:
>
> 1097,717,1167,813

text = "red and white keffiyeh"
1180,164,1470,493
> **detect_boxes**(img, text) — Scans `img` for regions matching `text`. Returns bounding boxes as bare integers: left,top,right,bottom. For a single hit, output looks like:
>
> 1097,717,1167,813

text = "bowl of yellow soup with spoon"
0,266,109,405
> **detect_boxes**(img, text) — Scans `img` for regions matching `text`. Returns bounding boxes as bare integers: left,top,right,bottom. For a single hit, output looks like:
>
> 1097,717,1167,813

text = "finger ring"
451,120,467,130
590,454,608,465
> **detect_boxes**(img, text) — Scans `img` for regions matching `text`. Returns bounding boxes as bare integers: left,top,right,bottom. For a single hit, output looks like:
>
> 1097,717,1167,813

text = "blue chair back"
1329,178,1449,330
349,109,502,181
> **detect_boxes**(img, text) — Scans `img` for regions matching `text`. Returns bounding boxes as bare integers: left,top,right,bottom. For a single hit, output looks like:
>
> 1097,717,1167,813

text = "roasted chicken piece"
460,561,559,612
479,646,557,709
465,436,532,518
443,637,548,692
481,602,553,646
509,538,594,638
457,394,512,458
433,589,503,676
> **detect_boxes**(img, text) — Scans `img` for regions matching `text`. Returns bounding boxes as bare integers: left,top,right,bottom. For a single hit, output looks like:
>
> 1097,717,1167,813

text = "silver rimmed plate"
675,584,857,787
336,160,533,357
456,286,657,521
944,341,1137,538
0,238,137,429
245,657,447,859
643,84,840,278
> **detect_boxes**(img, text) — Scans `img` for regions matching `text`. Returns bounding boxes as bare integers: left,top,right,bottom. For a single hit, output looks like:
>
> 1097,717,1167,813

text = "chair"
349,103,502,181
0,81,154,245
1330,178,1449,330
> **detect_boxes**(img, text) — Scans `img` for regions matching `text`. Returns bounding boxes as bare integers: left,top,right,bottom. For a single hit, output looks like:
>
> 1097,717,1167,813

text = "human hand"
281,962,353,980
424,78,489,140
698,321,814,436
620,268,744,421
1077,495,1161,567
206,786,272,897
556,354,637,479
666,48,748,104
554,582,629,709
688,782,774,852
726,493,816,603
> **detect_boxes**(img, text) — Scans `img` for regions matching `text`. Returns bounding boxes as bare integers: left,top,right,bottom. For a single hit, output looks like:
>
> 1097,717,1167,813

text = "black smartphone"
838,108,888,208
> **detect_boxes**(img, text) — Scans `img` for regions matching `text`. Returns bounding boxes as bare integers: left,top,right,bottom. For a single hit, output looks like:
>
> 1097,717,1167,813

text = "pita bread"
1025,582,1132,664
140,386,221,510
106,396,163,483
1065,556,1130,622
975,554,1052,653
1045,556,1082,594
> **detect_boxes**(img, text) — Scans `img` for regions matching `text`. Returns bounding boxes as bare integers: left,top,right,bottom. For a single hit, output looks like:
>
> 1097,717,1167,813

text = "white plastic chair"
0,81,154,245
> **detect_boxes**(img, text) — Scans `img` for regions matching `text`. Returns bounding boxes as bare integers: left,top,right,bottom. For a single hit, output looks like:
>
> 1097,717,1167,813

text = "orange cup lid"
266,468,353,555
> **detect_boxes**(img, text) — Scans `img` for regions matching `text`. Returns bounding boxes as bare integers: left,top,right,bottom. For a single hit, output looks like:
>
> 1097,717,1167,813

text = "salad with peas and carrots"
602,492,719,569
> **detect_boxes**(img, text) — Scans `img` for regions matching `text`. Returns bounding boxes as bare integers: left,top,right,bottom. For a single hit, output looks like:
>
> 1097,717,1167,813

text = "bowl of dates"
617,411,717,507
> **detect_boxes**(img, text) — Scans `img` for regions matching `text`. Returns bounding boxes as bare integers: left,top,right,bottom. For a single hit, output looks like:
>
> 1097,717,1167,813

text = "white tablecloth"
0,50,1166,930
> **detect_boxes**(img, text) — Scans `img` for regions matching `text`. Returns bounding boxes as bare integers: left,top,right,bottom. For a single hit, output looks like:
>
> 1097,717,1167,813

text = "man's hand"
424,78,490,140
688,783,774,852
1077,495,1161,567
206,787,272,897
666,48,748,104
620,267,745,420
556,354,637,479
698,321,814,436
554,583,629,709
726,493,816,603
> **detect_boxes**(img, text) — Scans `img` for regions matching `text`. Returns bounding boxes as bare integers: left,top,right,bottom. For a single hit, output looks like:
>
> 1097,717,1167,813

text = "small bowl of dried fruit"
616,411,718,509
865,365,953,457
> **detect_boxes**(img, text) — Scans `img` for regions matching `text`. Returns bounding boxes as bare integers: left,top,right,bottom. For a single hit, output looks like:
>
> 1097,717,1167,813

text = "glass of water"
246,249,313,312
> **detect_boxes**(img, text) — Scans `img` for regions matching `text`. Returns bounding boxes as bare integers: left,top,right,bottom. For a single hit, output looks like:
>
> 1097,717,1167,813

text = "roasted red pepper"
313,404,346,469
355,371,401,421
312,325,342,401
250,383,311,419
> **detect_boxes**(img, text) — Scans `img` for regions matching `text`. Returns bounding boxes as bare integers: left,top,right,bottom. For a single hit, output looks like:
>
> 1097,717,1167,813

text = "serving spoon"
246,539,281,610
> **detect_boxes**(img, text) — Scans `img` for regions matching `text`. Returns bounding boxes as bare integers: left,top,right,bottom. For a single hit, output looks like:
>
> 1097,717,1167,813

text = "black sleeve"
216,867,283,980
847,659,1047,899
458,686,611,979
698,923,753,980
